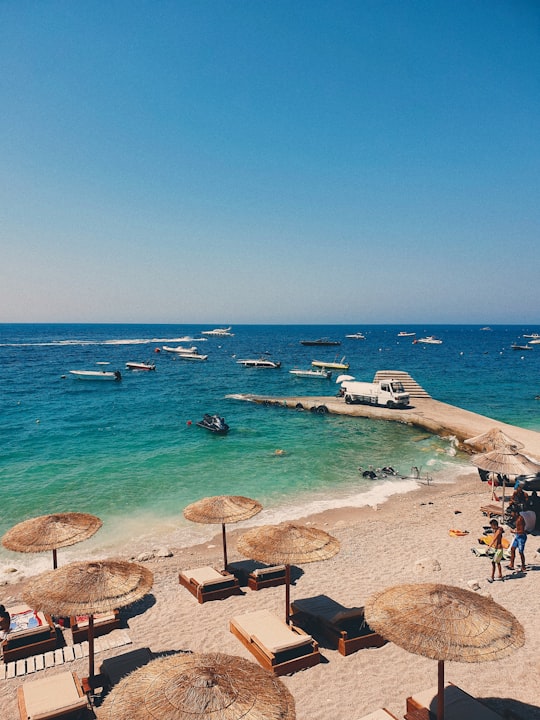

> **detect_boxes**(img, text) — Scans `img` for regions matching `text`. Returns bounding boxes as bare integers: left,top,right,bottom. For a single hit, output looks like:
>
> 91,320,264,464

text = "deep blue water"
1,324,538,571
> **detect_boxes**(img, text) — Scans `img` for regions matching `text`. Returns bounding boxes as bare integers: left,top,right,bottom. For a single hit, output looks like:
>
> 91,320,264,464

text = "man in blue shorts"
508,509,527,572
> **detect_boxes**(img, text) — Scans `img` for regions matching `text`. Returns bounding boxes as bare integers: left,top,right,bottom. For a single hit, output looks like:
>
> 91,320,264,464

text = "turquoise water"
1,324,538,571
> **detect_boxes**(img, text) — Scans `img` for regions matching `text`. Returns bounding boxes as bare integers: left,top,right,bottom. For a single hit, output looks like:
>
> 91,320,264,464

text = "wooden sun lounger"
100,646,153,688
247,564,287,591
405,683,503,720
230,608,321,676
179,566,243,603
290,595,386,656
2,604,58,664
18,670,90,720
69,609,121,644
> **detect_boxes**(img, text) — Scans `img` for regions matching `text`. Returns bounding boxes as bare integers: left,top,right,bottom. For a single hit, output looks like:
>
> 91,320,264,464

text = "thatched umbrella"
464,427,524,453
23,559,153,684
2,512,102,569
365,583,524,720
183,495,262,571
471,448,540,514
237,523,340,624
99,652,295,720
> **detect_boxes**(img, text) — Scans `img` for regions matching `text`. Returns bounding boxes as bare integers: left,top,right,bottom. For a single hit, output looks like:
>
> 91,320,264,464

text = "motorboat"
173,351,208,361
300,338,341,346
201,326,234,336
345,332,366,339
529,339,540,345
511,344,533,351
236,357,281,368
69,370,122,381
126,362,156,371
414,336,442,344
196,414,229,434
523,333,540,339
397,331,416,337
289,368,332,379
162,345,199,354
311,356,350,370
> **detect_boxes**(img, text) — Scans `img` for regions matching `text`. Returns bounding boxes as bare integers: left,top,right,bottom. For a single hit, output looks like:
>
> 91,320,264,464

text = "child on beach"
487,519,504,583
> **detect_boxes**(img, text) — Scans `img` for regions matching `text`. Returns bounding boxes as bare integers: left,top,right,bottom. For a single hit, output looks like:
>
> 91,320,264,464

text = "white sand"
2,471,540,719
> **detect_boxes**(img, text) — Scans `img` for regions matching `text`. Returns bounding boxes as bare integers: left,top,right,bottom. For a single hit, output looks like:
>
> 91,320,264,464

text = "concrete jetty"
228,371,540,459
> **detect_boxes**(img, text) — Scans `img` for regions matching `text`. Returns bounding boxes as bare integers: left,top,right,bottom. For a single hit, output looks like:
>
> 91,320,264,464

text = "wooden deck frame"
290,598,386,656
69,609,121,644
229,617,320,676
17,671,90,720
2,612,57,665
179,569,243,603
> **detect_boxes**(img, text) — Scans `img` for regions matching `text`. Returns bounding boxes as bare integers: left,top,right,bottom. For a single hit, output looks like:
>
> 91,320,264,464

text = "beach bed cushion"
179,566,242,603
251,564,286,577
406,683,503,720
17,670,89,720
3,605,57,664
100,647,153,687
231,609,313,655
69,609,120,644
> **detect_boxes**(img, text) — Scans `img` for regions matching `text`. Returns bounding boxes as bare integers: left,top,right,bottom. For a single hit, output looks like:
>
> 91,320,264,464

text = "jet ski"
196,414,230,434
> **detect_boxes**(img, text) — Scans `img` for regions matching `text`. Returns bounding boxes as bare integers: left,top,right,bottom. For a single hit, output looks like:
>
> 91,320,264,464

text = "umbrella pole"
285,564,291,625
437,659,445,720
88,614,95,681
222,522,228,570
52,548,57,570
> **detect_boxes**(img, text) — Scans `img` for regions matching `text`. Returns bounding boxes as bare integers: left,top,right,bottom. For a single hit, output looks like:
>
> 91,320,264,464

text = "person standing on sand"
487,519,504,582
508,509,527,572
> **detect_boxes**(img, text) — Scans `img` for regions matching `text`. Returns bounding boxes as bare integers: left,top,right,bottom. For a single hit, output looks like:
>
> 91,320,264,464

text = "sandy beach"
1,469,539,720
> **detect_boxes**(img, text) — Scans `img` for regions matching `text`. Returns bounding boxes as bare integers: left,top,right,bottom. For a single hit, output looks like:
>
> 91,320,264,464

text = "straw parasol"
2,512,102,569
23,559,153,683
237,522,340,624
183,495,262,571
99,652,295,720
365,583,524,720
464,427,524,453
471,447,540,514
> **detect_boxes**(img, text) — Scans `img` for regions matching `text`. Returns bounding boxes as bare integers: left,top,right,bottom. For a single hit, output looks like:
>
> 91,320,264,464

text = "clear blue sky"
1,1,539,324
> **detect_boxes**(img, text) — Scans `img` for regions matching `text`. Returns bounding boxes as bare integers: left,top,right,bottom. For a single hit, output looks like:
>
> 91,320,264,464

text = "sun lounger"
179,566,242,603
17,670,90,720
69,609,120,644
2,604,57,664
247,564,287,590
230,608,321,676
357,711,399,720
405,683,503,720
290,595,386,656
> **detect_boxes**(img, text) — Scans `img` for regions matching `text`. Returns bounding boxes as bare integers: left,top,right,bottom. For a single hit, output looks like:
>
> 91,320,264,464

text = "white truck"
339,377,410,408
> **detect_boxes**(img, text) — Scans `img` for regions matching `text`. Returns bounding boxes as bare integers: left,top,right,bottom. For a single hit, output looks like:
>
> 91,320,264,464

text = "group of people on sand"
486,487,532,582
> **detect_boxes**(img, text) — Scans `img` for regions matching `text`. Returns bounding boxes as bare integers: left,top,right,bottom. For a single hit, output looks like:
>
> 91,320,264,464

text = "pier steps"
373,370,431,398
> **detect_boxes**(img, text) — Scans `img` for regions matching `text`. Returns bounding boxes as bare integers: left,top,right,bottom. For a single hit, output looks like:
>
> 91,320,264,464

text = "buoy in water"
187,420,192,426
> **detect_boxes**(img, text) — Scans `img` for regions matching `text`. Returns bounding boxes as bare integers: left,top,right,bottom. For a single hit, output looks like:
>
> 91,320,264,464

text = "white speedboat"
311,356,350,370
236,357,281,368
69,370,122,381
173,351,208,361
523,333,540,339
345,332,366,340
415,336,442,344
126,362,155,371
289,368,332,379
201,326,234,336
397,331,416,337
529,339,540,345
162,345,199,354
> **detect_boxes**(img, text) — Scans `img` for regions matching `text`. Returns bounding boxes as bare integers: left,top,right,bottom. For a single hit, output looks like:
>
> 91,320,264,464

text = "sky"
1,1,539,324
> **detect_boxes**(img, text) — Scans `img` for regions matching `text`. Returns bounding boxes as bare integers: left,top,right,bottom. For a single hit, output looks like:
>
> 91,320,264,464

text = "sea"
1,323,538,575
